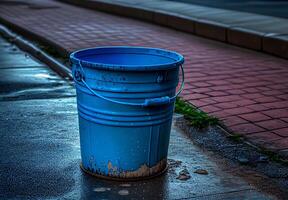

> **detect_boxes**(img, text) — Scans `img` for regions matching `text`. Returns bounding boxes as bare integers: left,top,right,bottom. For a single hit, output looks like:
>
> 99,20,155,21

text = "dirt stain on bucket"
107,159,167,178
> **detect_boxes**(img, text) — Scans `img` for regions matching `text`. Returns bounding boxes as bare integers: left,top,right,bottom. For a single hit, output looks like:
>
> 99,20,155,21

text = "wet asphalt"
0,36,284,199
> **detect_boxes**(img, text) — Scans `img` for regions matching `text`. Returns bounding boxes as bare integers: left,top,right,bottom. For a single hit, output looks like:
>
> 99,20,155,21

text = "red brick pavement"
1,1,288,155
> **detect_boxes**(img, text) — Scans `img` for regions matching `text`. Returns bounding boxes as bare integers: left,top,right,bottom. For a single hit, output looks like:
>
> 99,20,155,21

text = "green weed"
175,97,219,129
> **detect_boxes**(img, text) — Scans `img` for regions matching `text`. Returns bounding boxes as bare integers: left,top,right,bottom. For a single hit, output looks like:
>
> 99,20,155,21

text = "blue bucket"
70,46,184,180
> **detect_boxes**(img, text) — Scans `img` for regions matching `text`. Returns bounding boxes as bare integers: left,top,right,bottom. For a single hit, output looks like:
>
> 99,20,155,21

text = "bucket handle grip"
75,61,184,107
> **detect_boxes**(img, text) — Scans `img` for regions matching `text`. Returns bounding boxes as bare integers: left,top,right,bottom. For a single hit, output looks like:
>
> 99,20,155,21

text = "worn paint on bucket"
70,46,184,180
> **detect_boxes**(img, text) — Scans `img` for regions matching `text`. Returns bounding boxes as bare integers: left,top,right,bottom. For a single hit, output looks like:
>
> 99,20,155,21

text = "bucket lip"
70,46,184,71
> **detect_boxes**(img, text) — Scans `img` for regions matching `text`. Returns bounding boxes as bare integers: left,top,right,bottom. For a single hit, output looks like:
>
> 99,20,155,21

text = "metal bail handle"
74,61,185,107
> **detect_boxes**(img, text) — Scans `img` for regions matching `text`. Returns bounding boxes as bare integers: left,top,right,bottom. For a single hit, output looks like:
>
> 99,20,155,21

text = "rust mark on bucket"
108,161,119,176
107,159,167,178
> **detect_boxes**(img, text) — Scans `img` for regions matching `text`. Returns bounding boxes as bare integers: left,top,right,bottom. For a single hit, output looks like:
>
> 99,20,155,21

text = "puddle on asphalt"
33,73,55,79
93,187,111,192
0,36,74,100
118,189,129,196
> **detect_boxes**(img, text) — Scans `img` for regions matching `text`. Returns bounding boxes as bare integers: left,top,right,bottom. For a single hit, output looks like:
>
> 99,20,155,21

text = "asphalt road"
168,0,288,18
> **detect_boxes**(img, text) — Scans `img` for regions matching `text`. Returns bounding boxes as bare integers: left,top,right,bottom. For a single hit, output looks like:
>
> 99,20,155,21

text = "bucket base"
80,162,168,182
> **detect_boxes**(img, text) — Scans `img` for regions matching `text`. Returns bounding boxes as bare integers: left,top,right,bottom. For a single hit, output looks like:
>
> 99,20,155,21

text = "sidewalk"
61,0,288,59
0,36,280,199
0,0,288,158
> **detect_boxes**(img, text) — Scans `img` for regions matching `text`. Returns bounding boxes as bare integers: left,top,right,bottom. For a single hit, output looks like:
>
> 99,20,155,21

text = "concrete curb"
59,0,288,60
0,25,73,80
0,17,69,58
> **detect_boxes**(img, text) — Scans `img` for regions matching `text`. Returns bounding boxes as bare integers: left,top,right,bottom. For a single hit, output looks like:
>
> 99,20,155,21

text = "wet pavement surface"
0,37,74,101
0,36,283,199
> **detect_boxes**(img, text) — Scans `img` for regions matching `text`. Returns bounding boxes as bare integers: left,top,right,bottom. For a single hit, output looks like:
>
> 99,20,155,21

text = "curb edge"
0,25,73,80
59,0,288,60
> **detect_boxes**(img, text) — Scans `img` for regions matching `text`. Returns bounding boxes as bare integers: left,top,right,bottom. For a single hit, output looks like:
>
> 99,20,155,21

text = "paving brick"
262,90,284,96
233,99,256,106
230,123,265,135
263,109,288,118
268,84,288,90
262,138,288,151
244,82,269,87
185,72,207,78
222,116,248,127
206,91,228,97
190,100,210,108
240,113,271,122
254,96,282,103
224,107,254,115
181,89,193,95
246,132,282,145
245,104,270,112
241,93,264,99
191,82,212,88
226,89,246,95
211,110,233,119
228,78,252,84
262,101,288,109
192,87,212,93
215,102,238,109
212,95,241,103
255,87,272,91
183,84,196,90
273,127,288,137
183,93,209,100
200,105,221,113
212,85,235,91
190,98,216,107
256,119,288,130
277,94,288,100
206,80,230,86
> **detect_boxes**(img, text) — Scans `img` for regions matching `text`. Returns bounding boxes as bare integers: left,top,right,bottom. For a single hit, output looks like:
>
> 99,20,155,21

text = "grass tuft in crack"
175,97,218,129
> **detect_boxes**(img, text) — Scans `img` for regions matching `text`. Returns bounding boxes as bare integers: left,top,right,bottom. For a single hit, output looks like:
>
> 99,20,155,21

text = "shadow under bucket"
70,46,184,180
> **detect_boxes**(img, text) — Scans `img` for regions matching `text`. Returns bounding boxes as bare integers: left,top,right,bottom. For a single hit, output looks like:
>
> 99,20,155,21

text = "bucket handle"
74,61,184,107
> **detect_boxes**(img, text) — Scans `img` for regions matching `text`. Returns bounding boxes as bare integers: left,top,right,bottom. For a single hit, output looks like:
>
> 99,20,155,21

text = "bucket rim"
70,46,184,71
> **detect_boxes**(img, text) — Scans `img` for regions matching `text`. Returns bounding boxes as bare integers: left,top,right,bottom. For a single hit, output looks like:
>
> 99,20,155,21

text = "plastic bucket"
70,46,184,180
